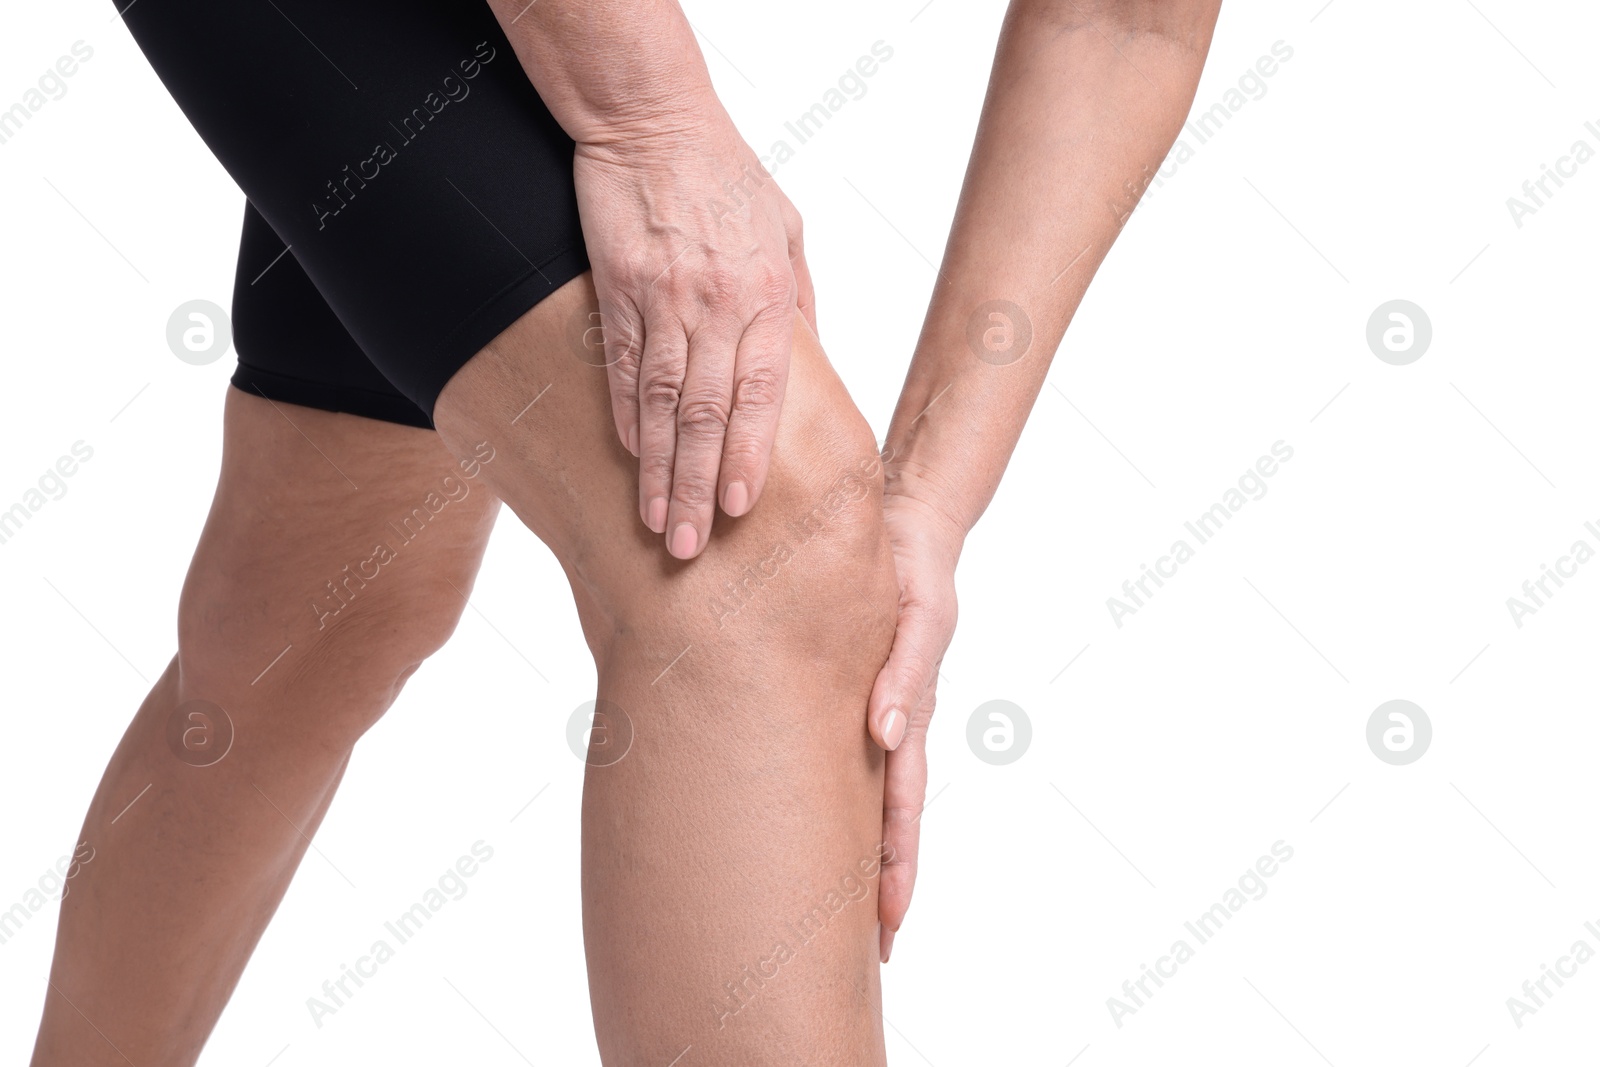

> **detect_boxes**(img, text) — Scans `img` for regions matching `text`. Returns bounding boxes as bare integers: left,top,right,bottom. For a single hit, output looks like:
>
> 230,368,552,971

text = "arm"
486,0,817,558
867,0,1224,961
487,0,720,146
885,0,1222,538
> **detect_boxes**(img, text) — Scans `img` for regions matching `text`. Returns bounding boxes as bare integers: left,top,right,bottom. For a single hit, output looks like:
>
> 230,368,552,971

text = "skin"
487,0,817,559
29,273,899,1066
29,0,1224,1057
28,390,501,1066
865,0,1225,961
435,278,897,1064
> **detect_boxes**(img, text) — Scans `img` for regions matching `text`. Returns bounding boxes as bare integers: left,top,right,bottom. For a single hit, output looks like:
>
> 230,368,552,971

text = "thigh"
31,392,503,1067
179,388,502,735
436,274,898,1065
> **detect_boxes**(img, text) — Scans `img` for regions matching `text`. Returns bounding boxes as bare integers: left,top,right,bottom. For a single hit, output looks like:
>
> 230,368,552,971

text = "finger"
716,306,790,519
866,595,948,751
792,249,817,340
878,717,930,953
636,315,688,536
598,301,644,457
786,206,817,337
662,323,738,558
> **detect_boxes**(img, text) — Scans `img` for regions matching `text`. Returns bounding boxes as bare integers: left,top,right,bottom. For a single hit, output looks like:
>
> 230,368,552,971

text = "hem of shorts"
229,362,435,430
418,242,593,422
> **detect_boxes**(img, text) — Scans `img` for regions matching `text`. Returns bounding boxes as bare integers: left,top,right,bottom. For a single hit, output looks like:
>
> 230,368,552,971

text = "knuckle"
718,435,762,469
884,801,924,822
655,267,694,303
614,248,657,290
640,377,684,418
608,353,641,387
732,368,782,411
670,471,716,511
698,266,742,304
639,448,676,486
607,329,643,370
894,664,928,695
678,395,732,437
749,268,793,308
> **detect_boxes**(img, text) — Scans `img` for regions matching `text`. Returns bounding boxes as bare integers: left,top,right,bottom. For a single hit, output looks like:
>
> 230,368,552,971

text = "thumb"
791,239,817,338
782,200,817,337
867,596,943,751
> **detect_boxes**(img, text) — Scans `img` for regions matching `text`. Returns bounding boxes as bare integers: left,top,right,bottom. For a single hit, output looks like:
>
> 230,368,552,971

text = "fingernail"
880,926,895,964
646,497,668,533
881,708,906,750
626,426,639,456
670,522,698,558
723,480,749,517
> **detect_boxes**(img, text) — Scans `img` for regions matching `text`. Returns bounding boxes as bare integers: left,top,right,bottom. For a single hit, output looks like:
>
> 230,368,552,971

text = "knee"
174,556,477,747
699,422,899,664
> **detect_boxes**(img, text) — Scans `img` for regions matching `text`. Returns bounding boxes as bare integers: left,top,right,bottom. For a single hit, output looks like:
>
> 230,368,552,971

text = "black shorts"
121,0,591,429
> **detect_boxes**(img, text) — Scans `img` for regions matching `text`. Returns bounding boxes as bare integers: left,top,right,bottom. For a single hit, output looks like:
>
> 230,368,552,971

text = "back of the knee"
174,564,474,744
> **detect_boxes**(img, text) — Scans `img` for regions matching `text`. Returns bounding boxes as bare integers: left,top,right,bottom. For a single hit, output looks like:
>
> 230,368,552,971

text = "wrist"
498,0,726,151
568,87,730,154
882,455,972,563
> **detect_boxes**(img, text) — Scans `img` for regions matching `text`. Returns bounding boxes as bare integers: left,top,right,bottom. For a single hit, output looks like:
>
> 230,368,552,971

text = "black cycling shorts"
121,0,591,429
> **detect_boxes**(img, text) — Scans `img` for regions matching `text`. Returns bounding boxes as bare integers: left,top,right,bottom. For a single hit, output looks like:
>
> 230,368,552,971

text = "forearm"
884,0,1222,538
485,0,725,145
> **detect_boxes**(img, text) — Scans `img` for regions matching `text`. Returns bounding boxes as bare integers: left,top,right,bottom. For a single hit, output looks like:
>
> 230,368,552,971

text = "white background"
3,0,1598,1063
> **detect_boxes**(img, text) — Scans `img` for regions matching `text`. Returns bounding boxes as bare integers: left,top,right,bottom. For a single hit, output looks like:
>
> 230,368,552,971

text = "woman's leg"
34,269,897,1066
436,273,899,1065
29,392,500,1066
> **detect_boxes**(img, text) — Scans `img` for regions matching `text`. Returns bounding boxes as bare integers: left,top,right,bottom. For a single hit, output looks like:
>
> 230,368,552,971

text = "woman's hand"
866,483,966,963
573,116,815,560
